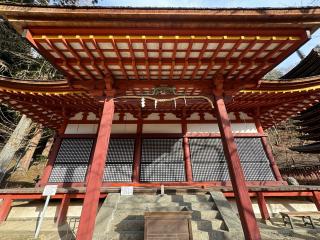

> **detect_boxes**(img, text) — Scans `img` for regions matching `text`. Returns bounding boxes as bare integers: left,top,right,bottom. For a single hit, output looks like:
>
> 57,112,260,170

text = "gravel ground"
259,218,320,240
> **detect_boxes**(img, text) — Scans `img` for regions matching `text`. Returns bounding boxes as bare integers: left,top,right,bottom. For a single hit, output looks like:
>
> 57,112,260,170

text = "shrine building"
1,4,320,240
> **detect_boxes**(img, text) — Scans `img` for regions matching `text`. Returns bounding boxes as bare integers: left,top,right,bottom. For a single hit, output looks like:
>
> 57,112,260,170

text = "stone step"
193,230,240,240
110,209,220,223
191,219,225,231
100,230,144,240
117,194,212,204
115,202,215,211
192,230,211,240
108,218,224,232
191,210,220,220
110,220,144,231
182,194,213,203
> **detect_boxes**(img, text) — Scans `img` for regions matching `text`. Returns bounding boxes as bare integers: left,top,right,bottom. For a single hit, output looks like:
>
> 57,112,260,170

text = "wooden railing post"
257,192,270,222
0,196,12,222
312,191,320,211
56,194,70,225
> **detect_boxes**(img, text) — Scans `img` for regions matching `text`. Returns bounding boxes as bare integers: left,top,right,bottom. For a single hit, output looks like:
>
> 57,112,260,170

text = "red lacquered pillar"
214,95,261,240
76,99,114,240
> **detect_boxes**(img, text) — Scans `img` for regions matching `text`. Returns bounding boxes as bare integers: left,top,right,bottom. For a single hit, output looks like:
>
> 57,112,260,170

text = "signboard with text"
120,186,133,195
42,185,58,196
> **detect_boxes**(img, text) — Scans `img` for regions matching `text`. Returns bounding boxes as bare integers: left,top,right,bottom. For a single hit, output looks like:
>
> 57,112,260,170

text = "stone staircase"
93,192,244,240
0,191,243,239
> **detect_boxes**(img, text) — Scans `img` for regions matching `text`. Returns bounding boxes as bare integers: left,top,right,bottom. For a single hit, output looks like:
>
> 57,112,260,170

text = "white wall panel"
87,112,98,120
143,124,182,133
113,113,120,120
229,198,317,218
111,124,137,134
187,124,220,133
124,113,137,120
164,113,180,120
204,113,216,120
231,123,257,133
69,112,83,120
187,113,200,120
65,124,98,134
145,113,160,120
187,123,257,133
239,112,253,120
228,112,236,120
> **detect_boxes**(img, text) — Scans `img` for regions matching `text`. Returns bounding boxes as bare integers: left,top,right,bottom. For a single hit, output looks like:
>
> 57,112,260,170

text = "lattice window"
49,138,94,183
189,138,229,181
189,138,275,181
103,138,135,182
140,138,186,182
49,164,89,183
235,138,275,181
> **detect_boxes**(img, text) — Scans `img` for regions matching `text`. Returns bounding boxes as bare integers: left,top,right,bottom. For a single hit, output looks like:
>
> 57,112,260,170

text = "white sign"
42,185,58,196
36,185,58,238
121,186,133,196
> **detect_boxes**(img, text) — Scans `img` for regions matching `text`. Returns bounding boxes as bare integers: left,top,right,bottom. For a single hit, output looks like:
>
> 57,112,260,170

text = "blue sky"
82,0,320,74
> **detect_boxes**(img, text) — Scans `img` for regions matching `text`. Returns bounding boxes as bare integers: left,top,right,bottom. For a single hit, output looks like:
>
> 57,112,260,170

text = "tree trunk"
18,124,43,171
41,136,54,158
0,114,32,182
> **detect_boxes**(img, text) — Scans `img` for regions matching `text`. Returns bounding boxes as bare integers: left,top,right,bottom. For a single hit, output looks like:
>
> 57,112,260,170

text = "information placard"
42,185,58,196
120,186,133,196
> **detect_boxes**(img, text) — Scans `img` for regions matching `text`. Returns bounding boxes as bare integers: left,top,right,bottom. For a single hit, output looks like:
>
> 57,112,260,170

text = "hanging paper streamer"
141,97,145,108
115,95,214,109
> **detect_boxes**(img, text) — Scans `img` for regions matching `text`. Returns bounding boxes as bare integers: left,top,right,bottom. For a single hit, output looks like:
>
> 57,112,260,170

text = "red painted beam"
56,194,70,225
101,180,284,188
132,119,142,183
257,192,270,221
0,196,12,222
255,118,283,181
262,191,313,197
214,95,261,240
312,191,320,211
76,99,114,240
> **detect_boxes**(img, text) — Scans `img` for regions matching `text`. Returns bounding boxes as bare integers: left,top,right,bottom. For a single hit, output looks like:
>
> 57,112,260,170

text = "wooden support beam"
312,191,320,211
132,119,143,183
255,118,283,181
56,194,70,225
214,95,261,240
257,192,270,222
76,99,114,240
182,120,193,182
0,196,12,222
